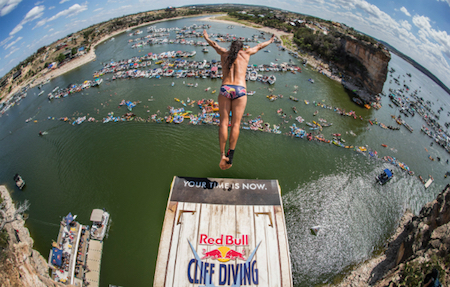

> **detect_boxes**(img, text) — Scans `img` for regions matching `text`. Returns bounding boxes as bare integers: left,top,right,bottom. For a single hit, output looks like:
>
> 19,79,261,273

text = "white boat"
424,177,434,189
90,209,110,241
267,75,276,85
38,90,44,96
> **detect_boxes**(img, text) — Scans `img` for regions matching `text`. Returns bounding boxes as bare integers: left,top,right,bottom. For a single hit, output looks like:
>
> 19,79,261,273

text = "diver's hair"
226,40,243,69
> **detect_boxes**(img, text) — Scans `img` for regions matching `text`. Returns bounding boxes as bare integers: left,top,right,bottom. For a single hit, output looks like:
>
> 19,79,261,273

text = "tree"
72,47,77,56
57,53,65,63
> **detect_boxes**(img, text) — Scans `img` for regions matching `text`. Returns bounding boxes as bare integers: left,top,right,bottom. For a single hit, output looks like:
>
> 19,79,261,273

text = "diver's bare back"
220,51,250,88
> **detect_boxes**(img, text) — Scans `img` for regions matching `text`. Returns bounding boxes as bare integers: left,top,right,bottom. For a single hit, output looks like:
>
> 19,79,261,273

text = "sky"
0,0,449,89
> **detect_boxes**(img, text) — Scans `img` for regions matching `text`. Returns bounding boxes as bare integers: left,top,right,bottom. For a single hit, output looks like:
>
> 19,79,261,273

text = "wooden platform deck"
85,239,103,287
154,176,292,287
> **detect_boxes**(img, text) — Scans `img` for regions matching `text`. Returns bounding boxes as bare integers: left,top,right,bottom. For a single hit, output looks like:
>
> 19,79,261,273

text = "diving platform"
153,176,293,287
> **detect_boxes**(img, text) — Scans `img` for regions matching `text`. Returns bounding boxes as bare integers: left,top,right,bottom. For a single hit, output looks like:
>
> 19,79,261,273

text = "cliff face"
327,185,450,287
341,37,391,96
0,186,67,287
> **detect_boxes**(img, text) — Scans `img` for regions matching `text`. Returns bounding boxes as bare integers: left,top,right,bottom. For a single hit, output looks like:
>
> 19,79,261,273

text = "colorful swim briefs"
219,85,247,100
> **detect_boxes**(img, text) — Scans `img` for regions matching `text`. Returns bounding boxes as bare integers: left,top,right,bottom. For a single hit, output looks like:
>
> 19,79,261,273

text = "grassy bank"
215,15,262,29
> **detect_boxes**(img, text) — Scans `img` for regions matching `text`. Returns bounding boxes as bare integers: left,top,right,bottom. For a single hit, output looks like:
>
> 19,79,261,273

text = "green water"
1,16,449,286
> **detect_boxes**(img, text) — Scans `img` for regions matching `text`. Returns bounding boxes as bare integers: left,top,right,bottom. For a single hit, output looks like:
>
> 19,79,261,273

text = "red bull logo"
199,234,249,246
202,246,246,262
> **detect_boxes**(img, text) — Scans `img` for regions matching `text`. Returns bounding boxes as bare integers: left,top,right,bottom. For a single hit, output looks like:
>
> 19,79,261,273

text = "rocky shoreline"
327,185,450,286
0,186,67,287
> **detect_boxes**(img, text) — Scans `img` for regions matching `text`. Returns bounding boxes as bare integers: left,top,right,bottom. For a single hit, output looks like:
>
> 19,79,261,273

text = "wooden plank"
253,205,269,287
264,206,281,287
153,201,178,286
164,202,184,286
274,205,293,287
172,202,200,287
194,203,210,286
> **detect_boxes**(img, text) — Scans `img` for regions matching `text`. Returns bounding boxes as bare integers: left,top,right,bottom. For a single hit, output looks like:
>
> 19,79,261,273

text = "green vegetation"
280,35,295,51
56,53,65,63
216,15,260,28
399,255,445,286
0,230,8,250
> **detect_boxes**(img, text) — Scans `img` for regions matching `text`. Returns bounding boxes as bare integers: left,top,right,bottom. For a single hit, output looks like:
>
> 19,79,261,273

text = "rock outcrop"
337,36,390,103
0,186,68,287
328,184,450,286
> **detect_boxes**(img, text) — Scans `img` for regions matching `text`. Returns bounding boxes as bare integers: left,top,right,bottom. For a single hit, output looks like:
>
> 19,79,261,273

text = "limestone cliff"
328,184,450,286
339,36,391,98
0,186,68,287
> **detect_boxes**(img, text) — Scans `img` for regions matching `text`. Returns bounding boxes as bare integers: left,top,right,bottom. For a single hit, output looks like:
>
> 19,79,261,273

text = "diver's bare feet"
219,155,232,170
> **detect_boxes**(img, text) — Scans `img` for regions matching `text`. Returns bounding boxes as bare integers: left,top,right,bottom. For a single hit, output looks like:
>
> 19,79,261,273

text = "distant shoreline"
3,13,338,104
1,15,198,104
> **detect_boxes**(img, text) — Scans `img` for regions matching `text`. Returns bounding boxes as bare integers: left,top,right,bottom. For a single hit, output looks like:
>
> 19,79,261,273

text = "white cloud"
0,35,13,47
48,3,88,21
59,0,70,3
33,17,47,29
49,5,55,9
9,5,45,35
412,15,450,58
0,0,22,16
93,7,103,12
4,46,19,58
9,23,23,35
4,36,22,50
400,6,411,17
23,5,44,22
400,20,411,31
48,28,54,32
412,15,431,30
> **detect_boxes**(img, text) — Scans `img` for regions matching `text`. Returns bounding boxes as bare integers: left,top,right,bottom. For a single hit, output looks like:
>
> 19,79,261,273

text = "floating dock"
154,176,293,287
85,239,104,287
49,209,109,287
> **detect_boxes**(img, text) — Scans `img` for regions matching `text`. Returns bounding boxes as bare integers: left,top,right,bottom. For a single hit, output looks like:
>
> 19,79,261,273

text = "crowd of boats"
44,53,305,100
91,52,300,82
127,23,279,49
388,82,450,154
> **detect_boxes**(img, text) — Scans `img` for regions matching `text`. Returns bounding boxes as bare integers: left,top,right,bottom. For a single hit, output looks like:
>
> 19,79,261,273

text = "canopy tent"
90,209,103,222
211,66,218,72
65,212,74,226
384,169,393,178
51,247,63,267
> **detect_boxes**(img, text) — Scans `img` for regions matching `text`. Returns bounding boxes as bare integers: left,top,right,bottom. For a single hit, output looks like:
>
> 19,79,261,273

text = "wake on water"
282,162,424,286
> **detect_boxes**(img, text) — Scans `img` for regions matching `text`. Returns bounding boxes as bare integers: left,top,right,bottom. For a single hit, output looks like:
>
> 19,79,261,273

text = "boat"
14,174,25,189
90,209,110,241
202,48,209,53
289,96,298,102
424,176,434,189
376,169,393,185
38,90,44,96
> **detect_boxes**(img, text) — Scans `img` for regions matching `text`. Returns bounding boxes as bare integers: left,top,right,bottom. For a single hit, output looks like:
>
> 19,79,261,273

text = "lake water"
1,16,449,286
